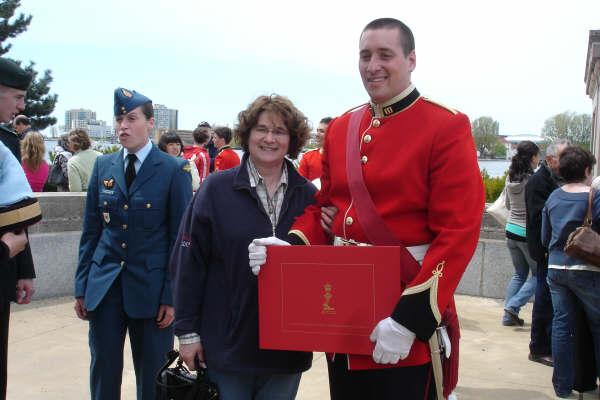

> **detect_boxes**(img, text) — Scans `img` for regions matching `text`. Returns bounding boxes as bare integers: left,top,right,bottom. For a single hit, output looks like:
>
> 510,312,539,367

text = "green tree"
471,116,501,158
1,0,57,130
0,0,31,56
542,111,592,149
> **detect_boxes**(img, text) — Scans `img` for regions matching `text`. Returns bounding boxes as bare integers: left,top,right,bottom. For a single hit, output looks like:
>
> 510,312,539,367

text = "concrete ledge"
27,196,516,301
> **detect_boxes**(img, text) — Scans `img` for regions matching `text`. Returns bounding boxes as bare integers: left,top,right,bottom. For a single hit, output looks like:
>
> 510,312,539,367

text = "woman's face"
166,142,181,157
248,111,290,168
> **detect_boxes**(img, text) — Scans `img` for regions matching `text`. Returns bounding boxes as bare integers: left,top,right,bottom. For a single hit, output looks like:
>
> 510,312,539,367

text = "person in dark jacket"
170,95,315,399
0,57,35,399
525,139,569,366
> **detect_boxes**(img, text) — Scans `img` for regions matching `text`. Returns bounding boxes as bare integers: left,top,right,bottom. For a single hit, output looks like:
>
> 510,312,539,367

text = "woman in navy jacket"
170,95,316,399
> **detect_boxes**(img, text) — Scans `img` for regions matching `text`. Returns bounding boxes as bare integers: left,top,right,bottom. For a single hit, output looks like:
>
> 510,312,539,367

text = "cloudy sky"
5,0,600,135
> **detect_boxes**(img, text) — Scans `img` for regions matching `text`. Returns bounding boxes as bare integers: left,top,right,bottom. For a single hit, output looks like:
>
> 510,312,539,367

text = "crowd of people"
1,14,599,400
500,139,600,398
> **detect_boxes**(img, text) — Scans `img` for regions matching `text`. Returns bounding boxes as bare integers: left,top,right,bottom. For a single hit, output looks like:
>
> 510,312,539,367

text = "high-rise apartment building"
153,104,178,134
64,108,114,139
65,109,96,131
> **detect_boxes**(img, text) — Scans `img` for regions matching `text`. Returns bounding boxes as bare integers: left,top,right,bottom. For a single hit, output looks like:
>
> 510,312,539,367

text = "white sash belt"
333,236,430,263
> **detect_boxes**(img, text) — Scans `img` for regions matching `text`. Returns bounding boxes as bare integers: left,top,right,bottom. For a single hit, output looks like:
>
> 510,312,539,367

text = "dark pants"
88,277,173,400
530,259,553,356
0,302,8,400
327,355,436,400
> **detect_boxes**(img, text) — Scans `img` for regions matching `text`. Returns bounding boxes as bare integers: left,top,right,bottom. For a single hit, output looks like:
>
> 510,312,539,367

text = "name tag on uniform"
101,189,115,195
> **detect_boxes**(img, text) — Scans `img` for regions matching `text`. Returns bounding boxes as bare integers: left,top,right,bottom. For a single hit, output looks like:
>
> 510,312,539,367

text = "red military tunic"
289,86,484,369
183,146,210,184
214,146,240,172
298,148,323,181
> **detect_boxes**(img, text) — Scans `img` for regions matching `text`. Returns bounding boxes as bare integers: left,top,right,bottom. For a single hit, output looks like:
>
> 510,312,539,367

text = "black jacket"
0,125,36,304
525,163,558,263
170,155,315,374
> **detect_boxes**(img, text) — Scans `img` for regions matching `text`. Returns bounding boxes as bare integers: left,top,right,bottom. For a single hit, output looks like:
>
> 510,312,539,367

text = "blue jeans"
206,368,302,400
504,239,538,317
547,269,600,397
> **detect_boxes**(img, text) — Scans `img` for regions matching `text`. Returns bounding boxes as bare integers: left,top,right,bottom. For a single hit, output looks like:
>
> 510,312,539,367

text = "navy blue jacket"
170,155,315,374
75,145,192,318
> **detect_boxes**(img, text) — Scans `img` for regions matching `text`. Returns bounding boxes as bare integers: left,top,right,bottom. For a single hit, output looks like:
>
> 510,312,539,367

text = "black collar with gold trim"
370,87,420,118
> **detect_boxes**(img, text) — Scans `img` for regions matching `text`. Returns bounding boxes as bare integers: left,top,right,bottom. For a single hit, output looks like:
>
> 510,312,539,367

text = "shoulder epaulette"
422,97,458,115
340,102,370,117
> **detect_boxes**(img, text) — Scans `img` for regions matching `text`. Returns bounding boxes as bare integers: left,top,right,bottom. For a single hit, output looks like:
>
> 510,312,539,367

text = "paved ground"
5,295,594,399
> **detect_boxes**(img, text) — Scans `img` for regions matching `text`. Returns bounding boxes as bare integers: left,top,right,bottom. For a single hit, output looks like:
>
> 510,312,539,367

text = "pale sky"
5,0,600,135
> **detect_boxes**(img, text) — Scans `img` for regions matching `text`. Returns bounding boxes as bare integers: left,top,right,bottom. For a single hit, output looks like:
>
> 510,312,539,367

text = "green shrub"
481,169,507,202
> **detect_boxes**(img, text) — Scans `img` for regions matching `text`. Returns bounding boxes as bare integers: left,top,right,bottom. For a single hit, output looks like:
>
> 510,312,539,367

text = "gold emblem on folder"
322,283,335,315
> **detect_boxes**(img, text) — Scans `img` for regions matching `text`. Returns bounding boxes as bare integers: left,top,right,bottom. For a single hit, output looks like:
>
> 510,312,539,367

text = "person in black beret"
0,57,35,400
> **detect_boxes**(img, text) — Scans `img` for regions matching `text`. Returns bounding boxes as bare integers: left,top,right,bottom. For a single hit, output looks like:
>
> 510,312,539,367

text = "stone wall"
28,193,515,300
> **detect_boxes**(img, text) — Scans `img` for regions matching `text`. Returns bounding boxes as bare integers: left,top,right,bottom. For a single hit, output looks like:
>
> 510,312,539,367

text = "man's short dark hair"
192,127,211,145
158,130,184,155
197,121,211,128
214,126,232,145
320,117,333,125
14,115,30,126
362,18,415,56
558,146,596,183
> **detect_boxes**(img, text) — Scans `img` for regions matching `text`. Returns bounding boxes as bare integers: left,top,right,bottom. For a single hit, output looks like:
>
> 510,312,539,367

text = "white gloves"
369,317,416,364
248,237,290,276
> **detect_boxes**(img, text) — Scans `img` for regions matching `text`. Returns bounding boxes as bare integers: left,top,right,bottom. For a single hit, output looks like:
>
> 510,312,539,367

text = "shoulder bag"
564,188,600,266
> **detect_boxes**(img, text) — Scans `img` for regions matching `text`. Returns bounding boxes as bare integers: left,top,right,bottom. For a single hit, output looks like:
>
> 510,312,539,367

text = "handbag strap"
345,107,421,283
584,188,595,227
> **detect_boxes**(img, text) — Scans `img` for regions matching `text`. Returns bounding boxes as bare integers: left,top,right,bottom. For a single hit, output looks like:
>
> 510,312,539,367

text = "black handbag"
155,350,219,400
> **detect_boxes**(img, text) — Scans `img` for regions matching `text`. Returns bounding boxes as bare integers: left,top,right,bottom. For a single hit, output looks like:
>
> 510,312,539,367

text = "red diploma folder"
258,245,402,355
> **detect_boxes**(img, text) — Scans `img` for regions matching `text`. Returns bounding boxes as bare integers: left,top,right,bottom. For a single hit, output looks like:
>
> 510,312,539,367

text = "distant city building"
585,29,600,175
86,120,113,139
153,104,178,134
64,108,114,140
65,109,96,131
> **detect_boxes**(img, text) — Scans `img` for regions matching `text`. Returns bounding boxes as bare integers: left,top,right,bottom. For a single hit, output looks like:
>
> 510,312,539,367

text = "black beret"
0,58,32,91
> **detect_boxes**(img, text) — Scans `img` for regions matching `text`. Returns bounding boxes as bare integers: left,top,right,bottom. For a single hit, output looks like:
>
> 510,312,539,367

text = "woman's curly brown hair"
20,131,46,171
234,94,311,159
68,128,92,152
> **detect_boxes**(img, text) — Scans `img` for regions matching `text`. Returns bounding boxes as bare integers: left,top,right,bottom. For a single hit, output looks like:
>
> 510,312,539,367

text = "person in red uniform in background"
213,126,240,172
298,117,331,182
182,126,211,184
249,18,484,399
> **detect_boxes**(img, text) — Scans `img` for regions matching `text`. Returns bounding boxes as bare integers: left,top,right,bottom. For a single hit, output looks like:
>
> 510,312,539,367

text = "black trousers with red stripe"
327,355,437,400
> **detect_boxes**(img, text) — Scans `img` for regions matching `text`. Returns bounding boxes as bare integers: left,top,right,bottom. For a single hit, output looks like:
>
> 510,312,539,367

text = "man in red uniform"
212,126,240,172
249,18,484,399
182,126,210,184
298,116,331,182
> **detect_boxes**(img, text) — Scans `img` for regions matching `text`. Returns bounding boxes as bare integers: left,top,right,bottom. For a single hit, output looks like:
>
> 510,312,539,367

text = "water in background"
44,139,510,178
478,160,509,178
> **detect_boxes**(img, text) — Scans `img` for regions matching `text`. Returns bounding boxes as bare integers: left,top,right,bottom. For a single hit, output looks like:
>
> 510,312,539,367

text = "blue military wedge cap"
0,58,32,90
114,87,152,117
